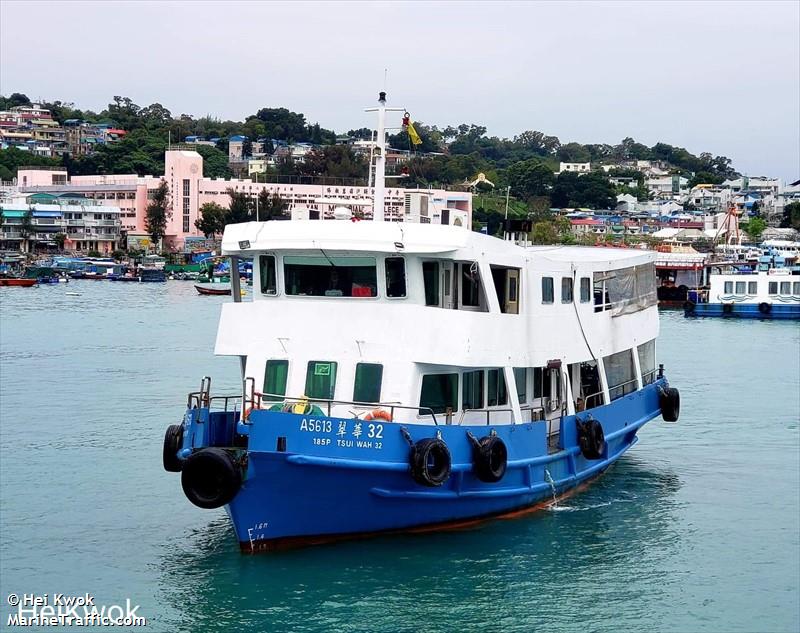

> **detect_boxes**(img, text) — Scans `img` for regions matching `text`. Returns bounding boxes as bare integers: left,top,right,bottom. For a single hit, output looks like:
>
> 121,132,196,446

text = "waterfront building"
558,162,591,174
0,191,121,253
14,149,473,251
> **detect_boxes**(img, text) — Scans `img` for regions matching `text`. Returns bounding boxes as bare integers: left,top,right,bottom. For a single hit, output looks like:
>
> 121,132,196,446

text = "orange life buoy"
364,408,392,422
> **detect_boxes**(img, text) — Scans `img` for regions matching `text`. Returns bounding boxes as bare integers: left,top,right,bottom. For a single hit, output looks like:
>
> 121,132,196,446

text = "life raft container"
471,435,508,483
162,424,184,472
577,418,605,460
659,386,680,422
181,448,242,509
410,437,451,487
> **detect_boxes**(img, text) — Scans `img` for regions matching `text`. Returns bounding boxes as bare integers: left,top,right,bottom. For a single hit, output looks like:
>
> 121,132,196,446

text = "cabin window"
768,282,778,295
562,277,573,303
533,367,544,399
284,256,377,297
724,281,733,294
259,255,277,295
541,277,554,304
305,361,338,400
487,369,507,406
637,340,656,386
262,360,288,401
353,363,383,403
420,373,458,414
793,282,800,295
385,257,406,298
423,261,440,306
594,274,610,312
514,368,527,402
735,281,746,294
780,281,791,295
461,263,481,307
580,277,591,303
747,281,757,294
490,266,521,314
604,350,636,401
462,370,484,410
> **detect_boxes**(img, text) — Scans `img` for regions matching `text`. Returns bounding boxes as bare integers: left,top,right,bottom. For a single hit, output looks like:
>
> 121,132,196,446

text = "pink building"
17,150,472,251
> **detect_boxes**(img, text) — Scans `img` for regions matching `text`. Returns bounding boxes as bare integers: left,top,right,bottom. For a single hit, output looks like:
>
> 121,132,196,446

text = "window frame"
462,369,484,411
422,261,440,307
259,254,278,296
747,281,757,295
460,262,482,310
262,359,289,401
353,362,384,404
304,361,338,400
384,256,407,299
283,255,378,299
580,277,591,303
487,369,508,407
561,277,573,304
768,281,778,295
541,277,554,304
419,373,459,415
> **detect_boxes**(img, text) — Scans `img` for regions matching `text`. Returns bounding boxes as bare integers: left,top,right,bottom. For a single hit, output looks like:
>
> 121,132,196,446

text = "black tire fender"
660,386,680,422
181,448,242,509
683,300,696,313
473,435,508,483
722,303,734,314
163,424,184,473
410,438,451,487
577,418,605,460
758,302,772,315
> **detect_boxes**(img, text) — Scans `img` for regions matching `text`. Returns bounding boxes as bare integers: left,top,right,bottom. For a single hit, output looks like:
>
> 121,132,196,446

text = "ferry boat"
685,250,800,319
162,93,680,552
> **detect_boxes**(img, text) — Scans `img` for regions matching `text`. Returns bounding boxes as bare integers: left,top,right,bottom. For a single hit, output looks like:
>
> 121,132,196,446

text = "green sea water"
1,281,798,632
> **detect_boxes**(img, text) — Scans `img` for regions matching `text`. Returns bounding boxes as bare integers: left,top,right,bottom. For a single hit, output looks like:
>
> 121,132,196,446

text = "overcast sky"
1,0,798,180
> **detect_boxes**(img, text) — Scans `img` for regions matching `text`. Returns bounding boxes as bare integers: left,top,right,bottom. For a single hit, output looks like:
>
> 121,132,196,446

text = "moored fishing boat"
163,93,680,553
195,284,233,296
0,277,37,287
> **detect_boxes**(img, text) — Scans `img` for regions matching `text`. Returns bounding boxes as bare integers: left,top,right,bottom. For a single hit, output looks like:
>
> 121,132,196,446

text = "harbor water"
1,282,798,632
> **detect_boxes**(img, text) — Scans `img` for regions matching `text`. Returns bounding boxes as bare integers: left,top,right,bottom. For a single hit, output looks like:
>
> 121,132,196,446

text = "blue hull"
179,381,666,552
686,303,800,320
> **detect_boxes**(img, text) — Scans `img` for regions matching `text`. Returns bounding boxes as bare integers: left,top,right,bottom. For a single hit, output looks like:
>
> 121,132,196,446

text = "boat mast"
373,91,387,222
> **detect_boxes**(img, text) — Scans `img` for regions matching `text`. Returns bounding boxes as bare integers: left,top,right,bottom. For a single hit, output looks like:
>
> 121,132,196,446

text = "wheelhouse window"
263,359,288,401
768,282,778,295
423,261,440,306
353,363,383,403
487,369,507,406
259,255,277,295
637,339,656,386
462,370,484,410
747,281,757,294
533,367,544,399
420,373,458,414
490,266,520,314
604,350,636,401
385,257,406,298
735,281,746,294
461,263,481,307
562,277,573,303
580,277,591,303
514,368,527,402
284,256,377,297
541,277,554,304
724,281,733,294
305,361,338,400
794,282,800,295
780,281,791,295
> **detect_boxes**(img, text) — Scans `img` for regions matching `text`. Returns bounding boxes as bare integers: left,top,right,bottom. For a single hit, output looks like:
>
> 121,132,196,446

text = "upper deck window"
637,340,656,386
562,277,573,303
780,281,791,295
748,281,757,294
385,257,406,298
595,263,657,316
542,277,554,304
735,281,746,294
259,255,277,295
423,262,440,306
794,282,800,295
604,349,637,401
724,281,734,294
461,263,481,307
462,370,484,410
487,369,507,406
768,282,778,295
284,256,377,297
580,277,591,303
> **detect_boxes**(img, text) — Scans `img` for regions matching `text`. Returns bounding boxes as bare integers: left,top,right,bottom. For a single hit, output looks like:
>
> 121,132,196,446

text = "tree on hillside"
556,142,592,163
780,202,800,231
193,145,231,178
144,180,170,247
688,171,725,187
551,171,616,209
506,158,554,199
0,93,31,109
255,107,308,141
300,145,367,180
195,202,227,237
741,217,767,241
